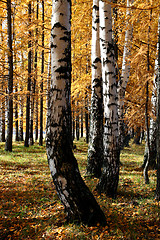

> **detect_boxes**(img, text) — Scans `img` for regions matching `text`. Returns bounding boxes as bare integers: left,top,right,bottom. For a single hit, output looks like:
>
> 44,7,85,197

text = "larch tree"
5,0,13,152
156,15,160,201
86,0,103,178
96,0,119,198
46,0,106,226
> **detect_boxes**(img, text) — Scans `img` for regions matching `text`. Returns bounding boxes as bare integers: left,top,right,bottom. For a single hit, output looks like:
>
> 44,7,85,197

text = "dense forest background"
0,0,159,144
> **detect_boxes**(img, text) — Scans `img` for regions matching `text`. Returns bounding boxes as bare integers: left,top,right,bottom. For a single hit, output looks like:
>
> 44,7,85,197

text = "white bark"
97,0,119,198
156,15,160,200
118,0,133,148
87,0,103,177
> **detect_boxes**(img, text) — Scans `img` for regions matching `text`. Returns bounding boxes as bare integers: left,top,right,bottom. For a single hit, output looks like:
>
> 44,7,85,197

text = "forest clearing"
0,139,159,239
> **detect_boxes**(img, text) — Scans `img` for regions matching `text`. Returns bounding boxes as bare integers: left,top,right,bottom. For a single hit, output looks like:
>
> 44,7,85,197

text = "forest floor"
0,139,160,240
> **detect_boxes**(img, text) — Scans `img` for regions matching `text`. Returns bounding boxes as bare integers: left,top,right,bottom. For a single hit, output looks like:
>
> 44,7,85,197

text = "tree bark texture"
118,0,133,150
96,0,119,198
39,0,44,146
46,0,106,226
87,0,103,178
156,16,160,201
5,0,13,152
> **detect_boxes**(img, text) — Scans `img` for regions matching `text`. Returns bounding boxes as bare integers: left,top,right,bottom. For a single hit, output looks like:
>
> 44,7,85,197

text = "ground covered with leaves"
0,139,160,239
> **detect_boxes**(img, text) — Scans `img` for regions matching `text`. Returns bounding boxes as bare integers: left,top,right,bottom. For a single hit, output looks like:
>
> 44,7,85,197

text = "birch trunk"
46,0,106,226
39,0,44,146
96,0,119,198
87,0,103,178
156,16,160,201
118,0,133,149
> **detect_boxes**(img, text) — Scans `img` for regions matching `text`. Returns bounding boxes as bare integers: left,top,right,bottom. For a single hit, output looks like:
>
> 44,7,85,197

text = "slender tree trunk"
2,90,5,142
76,105,79,141
85,94,89,144
19,47,24,141
34,0,39,142
24,2,32,147
5,0,13,152
96,0,119,198
133,126,141,144
46,0,106,226
143,10,152,184
19,86,24,141
87,0,103,178
156,16,160,201
72,107,75,141
0,22,6,142
12,5,19,142
81,109,83,138
118,0,133,150
39,0,44,146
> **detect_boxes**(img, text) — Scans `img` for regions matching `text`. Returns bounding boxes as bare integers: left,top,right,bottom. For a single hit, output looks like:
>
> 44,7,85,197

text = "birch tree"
118,0,133,149
46,0,106,226
86,0,103,178
156,15,160,201
96,0,119,198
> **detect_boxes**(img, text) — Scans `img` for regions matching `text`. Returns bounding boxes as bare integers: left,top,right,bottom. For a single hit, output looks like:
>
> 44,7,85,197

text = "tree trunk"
46,0,106,226
19,86,24,141
5,0,13,152
85,94,89,144
87,0,103,178
81,109,83,138
118,0,133,150
24,2,32,147
34,0,39,142
96,0,119,198
0,22,5,142
72,107,75,141
39,0,44,146
143,10,152,184
156,16,160,201
76,109,79,141
133,126,141,144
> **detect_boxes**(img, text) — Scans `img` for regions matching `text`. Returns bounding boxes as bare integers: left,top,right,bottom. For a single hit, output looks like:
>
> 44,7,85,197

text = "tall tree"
87,0,103,178
24,2,32,147
156,15,160,201
118,0,133,150
96,0,119,198
0,20,5,142
46,0,106,226
39,0,44,146
5,0,13,152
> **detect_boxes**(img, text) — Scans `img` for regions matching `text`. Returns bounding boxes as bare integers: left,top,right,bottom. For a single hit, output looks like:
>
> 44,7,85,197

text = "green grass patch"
0,139,160,239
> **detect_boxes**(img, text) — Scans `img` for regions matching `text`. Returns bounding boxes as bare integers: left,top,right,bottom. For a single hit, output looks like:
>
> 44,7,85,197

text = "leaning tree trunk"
87,0,103,178
5,0,13,152
96,0,119,198
46,0,106,226
156,16,160,201
118,0,133,150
